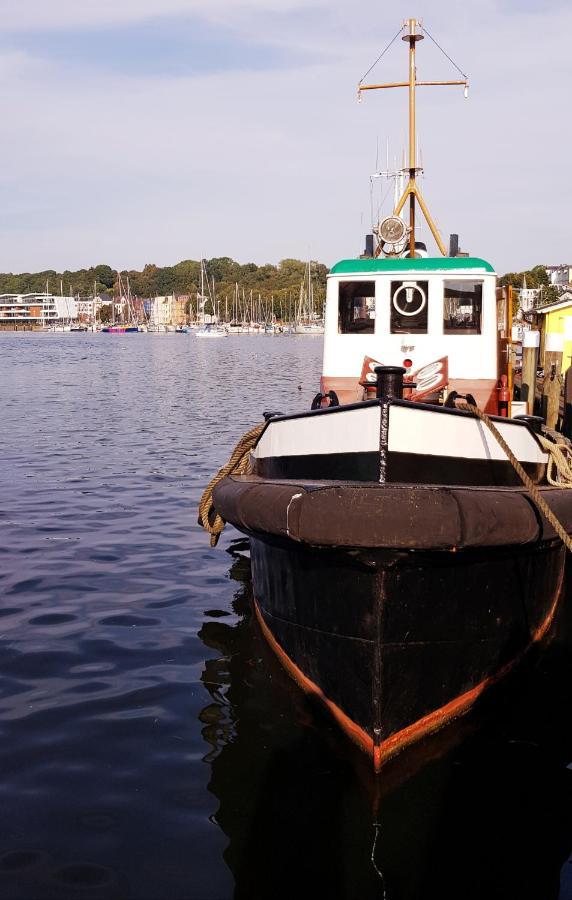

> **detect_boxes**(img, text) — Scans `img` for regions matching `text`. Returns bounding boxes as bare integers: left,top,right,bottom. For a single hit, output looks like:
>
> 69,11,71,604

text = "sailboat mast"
200,260,205,325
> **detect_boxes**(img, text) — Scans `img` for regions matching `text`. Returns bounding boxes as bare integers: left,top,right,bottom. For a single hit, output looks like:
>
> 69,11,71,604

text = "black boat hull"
212,475,572,770
249,535,565,770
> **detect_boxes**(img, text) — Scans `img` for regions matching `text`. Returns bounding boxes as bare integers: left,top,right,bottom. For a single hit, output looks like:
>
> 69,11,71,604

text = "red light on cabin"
403,358,413,369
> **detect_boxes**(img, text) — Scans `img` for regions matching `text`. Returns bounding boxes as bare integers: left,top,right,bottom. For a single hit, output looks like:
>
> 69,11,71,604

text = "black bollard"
374,366,406,402
375,367,406,485
514,414,544,435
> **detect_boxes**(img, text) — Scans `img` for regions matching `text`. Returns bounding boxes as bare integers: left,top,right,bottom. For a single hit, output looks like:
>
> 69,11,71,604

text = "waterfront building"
151,295,175,327
0,294,78,328
545,264,572,288
76,296,108,321
77,298,95,319
173,297,187,324
150,295,188,327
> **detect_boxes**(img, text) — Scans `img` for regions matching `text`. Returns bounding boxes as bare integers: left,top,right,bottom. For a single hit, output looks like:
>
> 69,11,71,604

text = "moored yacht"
195,323,227,338
101,324,139,333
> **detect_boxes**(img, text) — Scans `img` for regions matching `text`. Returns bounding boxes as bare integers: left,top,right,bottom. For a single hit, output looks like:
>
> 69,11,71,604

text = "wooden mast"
358,19,468,257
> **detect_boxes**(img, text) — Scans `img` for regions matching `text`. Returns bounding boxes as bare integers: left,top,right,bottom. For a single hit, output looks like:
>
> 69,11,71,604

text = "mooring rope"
538,432,572,487
198,422,265,547
460,403,572,553
198,403,572,553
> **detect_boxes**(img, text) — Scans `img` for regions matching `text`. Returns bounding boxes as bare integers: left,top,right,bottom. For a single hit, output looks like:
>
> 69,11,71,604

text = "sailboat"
101,273,139,333
292,261,324,334
205,19,572,772
195,323,227,338
195,259,227,338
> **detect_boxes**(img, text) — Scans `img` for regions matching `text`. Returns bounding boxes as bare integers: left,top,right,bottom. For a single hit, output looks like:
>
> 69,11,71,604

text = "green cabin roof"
329,257,495,275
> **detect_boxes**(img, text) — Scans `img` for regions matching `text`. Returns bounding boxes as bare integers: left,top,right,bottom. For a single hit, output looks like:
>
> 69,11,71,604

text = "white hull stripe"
254,404,548,466
256,405,382,458
387,404,546,464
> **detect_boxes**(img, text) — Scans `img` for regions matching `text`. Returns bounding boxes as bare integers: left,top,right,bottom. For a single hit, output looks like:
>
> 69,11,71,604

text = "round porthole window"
392,282,427,317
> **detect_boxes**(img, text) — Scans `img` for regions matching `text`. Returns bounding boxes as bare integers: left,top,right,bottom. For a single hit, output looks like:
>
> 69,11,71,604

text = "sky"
0,0,569,275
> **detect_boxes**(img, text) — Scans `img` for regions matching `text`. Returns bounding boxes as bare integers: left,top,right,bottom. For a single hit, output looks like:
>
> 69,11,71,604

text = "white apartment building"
0,294,78,324
151,295,175,326
546,265,572,287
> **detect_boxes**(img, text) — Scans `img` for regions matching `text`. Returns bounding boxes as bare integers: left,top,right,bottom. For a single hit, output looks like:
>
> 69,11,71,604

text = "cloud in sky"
0,0,569,276
0,0,319,31
0,17,313,78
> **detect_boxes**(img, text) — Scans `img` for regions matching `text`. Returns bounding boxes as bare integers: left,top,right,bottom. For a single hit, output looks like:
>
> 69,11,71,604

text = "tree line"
0,257,329,313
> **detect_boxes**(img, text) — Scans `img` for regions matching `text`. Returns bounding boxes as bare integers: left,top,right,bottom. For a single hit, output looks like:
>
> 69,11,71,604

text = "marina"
0,259,326,336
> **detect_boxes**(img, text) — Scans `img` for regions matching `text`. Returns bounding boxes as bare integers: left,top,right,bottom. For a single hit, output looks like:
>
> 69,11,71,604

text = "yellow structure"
538,296,572,374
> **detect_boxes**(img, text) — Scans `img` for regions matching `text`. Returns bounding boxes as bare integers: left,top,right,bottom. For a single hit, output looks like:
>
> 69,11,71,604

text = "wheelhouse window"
444,281,483,335
338,281,375,334
390,280,428,334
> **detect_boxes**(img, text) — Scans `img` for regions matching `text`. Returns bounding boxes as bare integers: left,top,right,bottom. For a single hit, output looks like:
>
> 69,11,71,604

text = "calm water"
1,332,572,900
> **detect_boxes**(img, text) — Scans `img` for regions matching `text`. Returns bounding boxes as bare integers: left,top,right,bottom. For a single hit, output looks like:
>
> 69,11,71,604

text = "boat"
192,259,228,337
292,321,324,335
202,19,572,772
195,323,227,338
101,325,138,333
101,274,140,332
292,261,325,333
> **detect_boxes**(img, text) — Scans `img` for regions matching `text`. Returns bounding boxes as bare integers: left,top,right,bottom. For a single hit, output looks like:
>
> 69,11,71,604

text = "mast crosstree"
358,18,468,257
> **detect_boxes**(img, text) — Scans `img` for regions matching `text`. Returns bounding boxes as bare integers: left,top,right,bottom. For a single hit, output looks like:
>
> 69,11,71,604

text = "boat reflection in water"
198,542,572,900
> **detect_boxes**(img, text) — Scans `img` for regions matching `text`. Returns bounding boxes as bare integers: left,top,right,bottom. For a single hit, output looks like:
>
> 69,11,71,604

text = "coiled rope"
460,403,572,553
538,432,572,487
198,423,265,547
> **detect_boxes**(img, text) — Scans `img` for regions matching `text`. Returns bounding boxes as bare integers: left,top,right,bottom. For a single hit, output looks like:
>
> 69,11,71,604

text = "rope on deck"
198,402,572,553
460,403,572,553
538,432,572,487
198,423,265,547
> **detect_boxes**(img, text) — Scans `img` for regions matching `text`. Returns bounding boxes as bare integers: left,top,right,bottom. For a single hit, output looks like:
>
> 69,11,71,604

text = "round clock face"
379,216,406,244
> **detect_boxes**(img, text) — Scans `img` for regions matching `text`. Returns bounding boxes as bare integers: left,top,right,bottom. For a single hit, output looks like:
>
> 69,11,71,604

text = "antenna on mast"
371,144,408,256
358,18,469,257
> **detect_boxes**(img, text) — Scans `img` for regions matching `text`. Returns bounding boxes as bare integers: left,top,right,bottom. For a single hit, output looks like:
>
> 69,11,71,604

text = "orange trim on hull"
254,599,374,760
254,565,563,772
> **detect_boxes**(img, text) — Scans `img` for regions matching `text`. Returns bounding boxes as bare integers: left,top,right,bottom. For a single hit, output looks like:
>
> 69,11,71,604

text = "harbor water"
1,332,572,900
